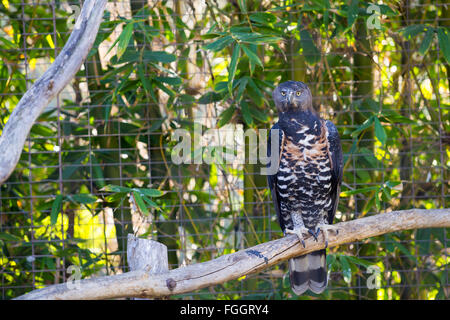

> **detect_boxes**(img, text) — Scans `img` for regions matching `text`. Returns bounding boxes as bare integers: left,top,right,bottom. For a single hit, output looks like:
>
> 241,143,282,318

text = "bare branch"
15,208,450,300
0,0,107,184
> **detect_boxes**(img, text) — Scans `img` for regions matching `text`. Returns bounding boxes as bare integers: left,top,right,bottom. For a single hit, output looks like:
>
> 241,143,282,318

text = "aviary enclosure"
0,0,448,300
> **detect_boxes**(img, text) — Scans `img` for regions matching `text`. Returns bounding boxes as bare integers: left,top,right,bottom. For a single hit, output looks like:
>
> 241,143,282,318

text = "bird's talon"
315,228,321,240
285,227,309,247
308,229,318,241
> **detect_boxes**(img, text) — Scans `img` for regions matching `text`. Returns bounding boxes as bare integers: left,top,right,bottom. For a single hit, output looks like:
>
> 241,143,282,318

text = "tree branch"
15,208,450,300
0,0,107,184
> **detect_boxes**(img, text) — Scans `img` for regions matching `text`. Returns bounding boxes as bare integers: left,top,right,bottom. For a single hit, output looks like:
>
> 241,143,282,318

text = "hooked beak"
287,91,294,104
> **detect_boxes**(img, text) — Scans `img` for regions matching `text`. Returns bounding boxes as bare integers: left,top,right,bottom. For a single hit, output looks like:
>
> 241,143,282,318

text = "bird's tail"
289,249,327,295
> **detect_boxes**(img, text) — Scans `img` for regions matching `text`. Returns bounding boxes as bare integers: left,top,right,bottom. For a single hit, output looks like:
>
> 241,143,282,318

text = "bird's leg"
285,226,310,248
313,223,339,248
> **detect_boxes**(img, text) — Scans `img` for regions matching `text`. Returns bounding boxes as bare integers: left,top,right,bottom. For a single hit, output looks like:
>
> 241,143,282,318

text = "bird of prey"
267,81,343,295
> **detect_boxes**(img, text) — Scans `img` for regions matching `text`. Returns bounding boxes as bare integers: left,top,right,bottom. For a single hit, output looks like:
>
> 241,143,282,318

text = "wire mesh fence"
0,0,448,299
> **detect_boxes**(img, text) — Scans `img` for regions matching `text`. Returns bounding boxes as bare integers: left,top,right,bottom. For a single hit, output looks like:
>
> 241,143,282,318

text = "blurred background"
0,0,448,300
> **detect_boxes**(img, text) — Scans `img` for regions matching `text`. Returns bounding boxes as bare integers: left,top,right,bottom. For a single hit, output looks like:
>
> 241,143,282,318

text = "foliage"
0,0,448,300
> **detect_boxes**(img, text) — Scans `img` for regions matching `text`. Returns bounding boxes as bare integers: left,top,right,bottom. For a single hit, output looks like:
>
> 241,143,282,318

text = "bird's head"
272,81,313,113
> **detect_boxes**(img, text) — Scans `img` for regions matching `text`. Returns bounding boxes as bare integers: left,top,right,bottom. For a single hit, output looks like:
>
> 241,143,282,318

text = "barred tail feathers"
289,249,327,295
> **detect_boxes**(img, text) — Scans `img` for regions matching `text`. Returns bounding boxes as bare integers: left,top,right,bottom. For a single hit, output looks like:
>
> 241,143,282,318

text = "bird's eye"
296,91,301,96
281,91,286,96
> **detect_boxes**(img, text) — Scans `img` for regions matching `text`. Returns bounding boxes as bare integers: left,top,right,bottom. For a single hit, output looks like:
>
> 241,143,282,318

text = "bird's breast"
277,124,332,198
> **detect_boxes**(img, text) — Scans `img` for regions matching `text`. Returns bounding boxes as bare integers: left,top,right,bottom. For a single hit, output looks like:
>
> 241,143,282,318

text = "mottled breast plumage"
268,80,343,296
276,117,333,230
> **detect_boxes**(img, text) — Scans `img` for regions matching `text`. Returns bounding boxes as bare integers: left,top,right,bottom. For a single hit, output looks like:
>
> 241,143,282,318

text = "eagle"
267,81,343,295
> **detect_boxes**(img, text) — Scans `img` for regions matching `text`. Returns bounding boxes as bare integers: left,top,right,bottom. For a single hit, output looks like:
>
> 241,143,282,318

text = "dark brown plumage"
267,81,343,295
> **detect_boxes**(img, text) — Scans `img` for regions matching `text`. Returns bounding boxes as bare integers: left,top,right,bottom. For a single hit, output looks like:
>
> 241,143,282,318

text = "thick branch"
15,208,450,300
0,0,107,184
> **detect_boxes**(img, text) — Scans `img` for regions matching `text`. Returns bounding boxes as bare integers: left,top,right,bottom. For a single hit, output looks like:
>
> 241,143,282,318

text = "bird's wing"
325,120,343,224
267,122,285,231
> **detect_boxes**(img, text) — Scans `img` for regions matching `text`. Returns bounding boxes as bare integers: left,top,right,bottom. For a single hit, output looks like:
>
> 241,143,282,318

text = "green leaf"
324,9,329,30
0,37,18,50
62,153,88,180
201,32,222,40
153,79,175,98
363,98,379,113
144,51,176,63
235,77,249,102
246,78,265,107
214,81,229,93
137,21,159,37
0,232,22,241
70,194,97,204
249,105,268,123
385,234,395,252
419,27,434,55
218,106,236,127
134,188,164,197
132,191,149,216
326,253,337,270
249,12,276,25
117,22,134,59
101,184,133,193
51,195,63,225
231,32,282,43
385,180,401,189
374,117,387,145
228,43,241,94
339,255,352,284
381,186,392,201
341,186,378,197
91,154,105,189
437,27,450,64
241,101,253,126
198,91,224,104
31,124,54,137
351,116,374,137
378,110,416,124
399,24,426,40
143,197,159,208
359,147,378,168
378,4,398,16
345,255,373,268
155,76,182,86
241,44,263,67
347,0,359,27
237,0,247,13
137,63,150,92
299,29,321,65
204,35,233,52
392,241,418,263
374,191,381,210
